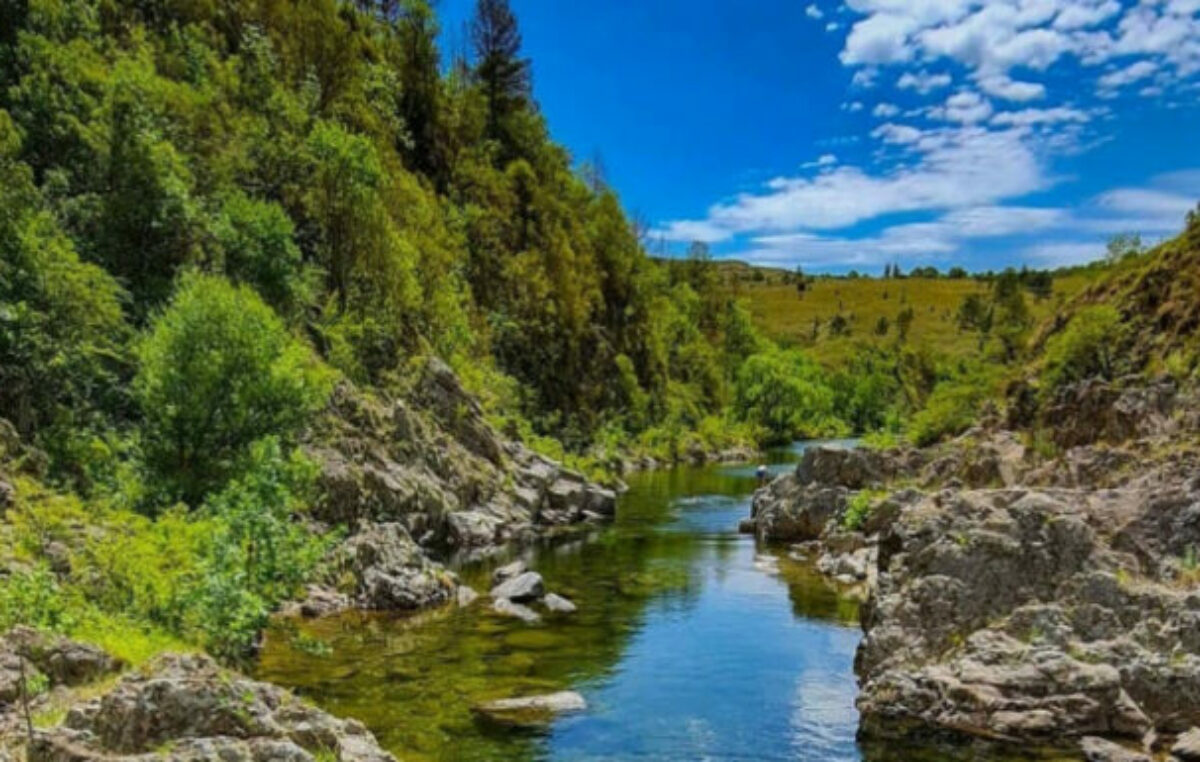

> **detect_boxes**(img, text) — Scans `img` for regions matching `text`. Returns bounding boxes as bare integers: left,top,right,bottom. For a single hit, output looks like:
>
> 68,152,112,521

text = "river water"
257,440,871,761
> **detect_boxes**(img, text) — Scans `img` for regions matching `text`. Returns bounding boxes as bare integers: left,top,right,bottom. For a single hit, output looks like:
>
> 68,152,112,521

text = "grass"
721,272,1099,366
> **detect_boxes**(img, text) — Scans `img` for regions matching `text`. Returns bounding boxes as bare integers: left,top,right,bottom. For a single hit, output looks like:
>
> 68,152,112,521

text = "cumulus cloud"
806,4,824,20
930,90,994,123
897,70,952,93
656,126,1048,240
977,74,1047,101
872,102,901,117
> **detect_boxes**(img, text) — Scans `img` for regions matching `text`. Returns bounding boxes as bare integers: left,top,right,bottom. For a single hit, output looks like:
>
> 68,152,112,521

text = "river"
257,440,871,761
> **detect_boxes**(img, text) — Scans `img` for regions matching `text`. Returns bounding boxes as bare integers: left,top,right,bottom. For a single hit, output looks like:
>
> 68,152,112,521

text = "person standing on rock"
756,464,768,487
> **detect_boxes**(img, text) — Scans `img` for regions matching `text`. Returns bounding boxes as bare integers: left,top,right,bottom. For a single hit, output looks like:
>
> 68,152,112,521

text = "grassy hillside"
722,267,1101,366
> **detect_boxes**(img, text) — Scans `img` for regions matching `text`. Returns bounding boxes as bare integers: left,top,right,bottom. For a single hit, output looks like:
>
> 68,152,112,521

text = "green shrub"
134,273,335,505
842,490,883,531
1040,305,1125,397
907,365,1001,446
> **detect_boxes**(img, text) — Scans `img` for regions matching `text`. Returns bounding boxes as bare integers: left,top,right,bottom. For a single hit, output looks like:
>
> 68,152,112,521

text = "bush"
1040,305,1124,397
907,365,1001,447
734,349,843,445
134,273,334,505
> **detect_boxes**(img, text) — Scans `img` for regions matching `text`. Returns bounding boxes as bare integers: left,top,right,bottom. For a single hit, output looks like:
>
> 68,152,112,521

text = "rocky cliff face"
296,357,617,616
750,380,1200,759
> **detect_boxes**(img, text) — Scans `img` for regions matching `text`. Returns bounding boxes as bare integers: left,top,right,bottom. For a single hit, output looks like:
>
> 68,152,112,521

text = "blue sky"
440,0,1200,273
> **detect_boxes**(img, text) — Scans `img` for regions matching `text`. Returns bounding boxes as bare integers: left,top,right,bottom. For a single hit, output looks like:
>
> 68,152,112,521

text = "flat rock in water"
492,598,540,623
542,593,577,614
472,691,586,727
456,586,480,607
490,571,544,602
491,559,527,586
1080,737,1150,762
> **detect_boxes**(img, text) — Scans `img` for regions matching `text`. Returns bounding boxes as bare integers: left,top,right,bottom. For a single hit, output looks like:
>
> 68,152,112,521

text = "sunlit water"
257,441,868,761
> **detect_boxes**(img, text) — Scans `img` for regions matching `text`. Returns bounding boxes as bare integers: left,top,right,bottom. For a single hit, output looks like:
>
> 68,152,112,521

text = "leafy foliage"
134,273,334,504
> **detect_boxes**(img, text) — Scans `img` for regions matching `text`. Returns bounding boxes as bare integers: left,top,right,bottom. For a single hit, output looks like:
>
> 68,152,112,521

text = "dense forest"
4,0,1196,665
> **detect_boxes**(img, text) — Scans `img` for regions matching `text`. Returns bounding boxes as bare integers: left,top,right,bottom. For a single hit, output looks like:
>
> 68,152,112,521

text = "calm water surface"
257,441,869,761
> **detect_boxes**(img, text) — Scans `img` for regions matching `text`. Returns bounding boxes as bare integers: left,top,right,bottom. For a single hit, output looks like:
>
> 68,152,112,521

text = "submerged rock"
472,691,586,728
489,571,544,603
491,559,528,586
492,598,540,623
542,593,577,614
456,585,480,607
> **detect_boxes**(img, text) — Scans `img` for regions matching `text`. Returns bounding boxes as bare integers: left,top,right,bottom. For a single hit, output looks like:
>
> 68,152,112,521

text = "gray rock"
492,598,540,623
28,654,394,761
456,586,480,607
491,559,527,586
1080,736,1150,762
339,524,456,610
1173,728,1200,761
472,691,586,727
490,571,544,602
542,593,577,614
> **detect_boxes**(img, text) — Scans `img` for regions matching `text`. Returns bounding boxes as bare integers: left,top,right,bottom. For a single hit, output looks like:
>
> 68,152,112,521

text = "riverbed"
257,441,867,761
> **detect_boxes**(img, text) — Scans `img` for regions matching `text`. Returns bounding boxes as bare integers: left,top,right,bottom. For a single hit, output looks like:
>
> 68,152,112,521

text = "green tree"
471,0,531,146
734,349,838,444
134,273,334,505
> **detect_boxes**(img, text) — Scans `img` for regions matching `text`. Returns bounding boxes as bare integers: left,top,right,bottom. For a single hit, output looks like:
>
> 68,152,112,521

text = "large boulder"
1041,379,1177,449
338,523,456,610
751,479,846,542
856,486,1200,748
28,654,394,761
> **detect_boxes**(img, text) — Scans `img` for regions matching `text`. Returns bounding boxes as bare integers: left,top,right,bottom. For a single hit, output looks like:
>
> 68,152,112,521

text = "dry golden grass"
722,270,1100,366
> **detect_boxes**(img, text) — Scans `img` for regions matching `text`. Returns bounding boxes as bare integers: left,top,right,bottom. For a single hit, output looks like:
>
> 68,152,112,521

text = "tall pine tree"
470,0,531,144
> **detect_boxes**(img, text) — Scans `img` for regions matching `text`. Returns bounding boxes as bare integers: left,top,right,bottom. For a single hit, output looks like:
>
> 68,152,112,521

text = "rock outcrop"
751,416,1200,757
295,359,618,617
28,653,395,761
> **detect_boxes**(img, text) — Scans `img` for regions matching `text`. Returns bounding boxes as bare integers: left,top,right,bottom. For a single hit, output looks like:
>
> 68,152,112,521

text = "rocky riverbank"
746,379,1200,760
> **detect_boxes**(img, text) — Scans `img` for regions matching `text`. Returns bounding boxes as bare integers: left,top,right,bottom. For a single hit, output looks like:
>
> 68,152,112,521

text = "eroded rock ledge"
295,358,618,617
750,380,1200,759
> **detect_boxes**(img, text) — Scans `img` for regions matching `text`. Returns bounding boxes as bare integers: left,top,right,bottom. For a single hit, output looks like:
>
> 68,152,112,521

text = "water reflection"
257,443,866,761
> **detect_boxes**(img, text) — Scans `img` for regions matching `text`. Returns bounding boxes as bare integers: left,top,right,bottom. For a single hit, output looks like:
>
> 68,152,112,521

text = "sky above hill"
440,0,1200,273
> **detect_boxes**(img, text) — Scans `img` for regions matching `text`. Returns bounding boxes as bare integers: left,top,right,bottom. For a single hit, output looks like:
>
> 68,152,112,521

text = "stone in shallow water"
472,691,587,728
489,571,544,602
542,593,577,614
491,559,528,586
1080,736,1150,762
457,585,480,607
492,598,540,623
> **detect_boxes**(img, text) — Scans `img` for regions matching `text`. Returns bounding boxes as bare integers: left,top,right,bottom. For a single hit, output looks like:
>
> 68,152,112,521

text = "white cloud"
872,102,901,117
840,0,1200,103
842,100,865,112
871,122,924,144
1097,60,1159,91
651,219,731,244
851,68,879,88
658,126,1048,238
806,4,824,20
991,106,1092,126
897,70,952,94
802,153,840,168
1022,241,1105,267
977,74,1047,101
931,90,994,123
826,21,841,32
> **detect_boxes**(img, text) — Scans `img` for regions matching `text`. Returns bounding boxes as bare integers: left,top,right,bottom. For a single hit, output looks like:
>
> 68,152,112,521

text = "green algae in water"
258,450,891,760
